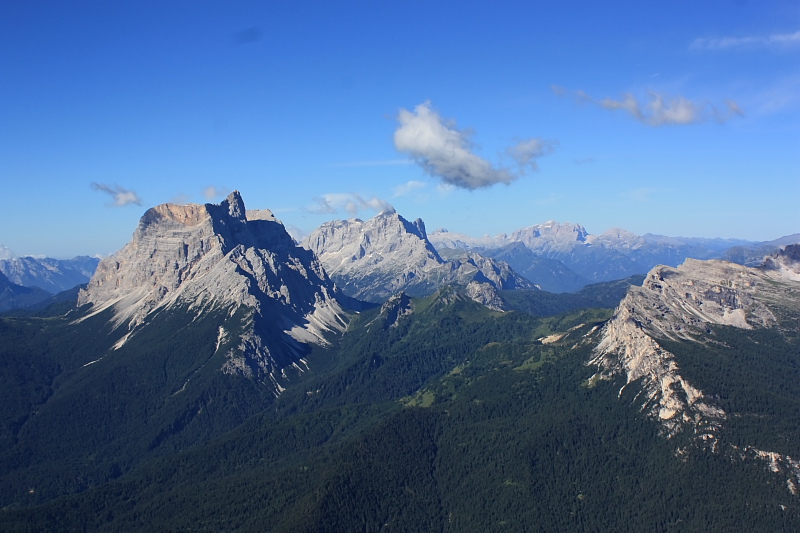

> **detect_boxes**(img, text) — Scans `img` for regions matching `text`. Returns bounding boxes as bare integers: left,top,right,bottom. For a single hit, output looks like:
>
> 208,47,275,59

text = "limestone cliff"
302,210,536,304
78,191,349,388
589,251,800,490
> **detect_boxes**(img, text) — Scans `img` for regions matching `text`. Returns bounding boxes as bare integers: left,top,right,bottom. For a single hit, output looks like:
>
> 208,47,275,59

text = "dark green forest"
1,284,800,531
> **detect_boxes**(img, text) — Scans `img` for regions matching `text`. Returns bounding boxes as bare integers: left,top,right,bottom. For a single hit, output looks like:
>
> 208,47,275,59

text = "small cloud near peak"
91,182,142,207
307,193,393,217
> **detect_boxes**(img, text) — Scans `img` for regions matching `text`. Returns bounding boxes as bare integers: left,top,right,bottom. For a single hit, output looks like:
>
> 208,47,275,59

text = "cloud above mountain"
203,186,230,200
307,193,393,216
393,101,554,190
91,183,142,207
554,86,743,126
691,30,800,51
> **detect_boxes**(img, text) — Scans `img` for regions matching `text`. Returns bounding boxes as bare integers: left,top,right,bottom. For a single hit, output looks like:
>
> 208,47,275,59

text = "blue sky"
1,0,798,257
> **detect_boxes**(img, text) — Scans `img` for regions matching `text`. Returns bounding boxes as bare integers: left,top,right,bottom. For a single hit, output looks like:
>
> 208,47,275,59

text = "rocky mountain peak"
378,291,414,328
509,221,589,251
303,210,535,304
77,192,349,388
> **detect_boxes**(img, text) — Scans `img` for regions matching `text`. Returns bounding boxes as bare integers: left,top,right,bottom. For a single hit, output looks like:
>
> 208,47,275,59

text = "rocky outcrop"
762,243,800,281
465,281,507,312
303,210,536,304
590,255,799,440
78,191,349,388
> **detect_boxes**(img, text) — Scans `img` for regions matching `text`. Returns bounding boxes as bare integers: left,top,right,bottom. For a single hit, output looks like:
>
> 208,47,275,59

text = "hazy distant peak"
0,244,16,260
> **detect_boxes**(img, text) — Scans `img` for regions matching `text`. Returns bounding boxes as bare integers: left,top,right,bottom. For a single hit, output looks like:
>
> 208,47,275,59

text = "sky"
1,0,798,258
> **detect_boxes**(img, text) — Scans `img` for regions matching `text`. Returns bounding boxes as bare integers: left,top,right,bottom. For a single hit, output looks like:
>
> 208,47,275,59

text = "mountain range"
1,192,800,530
2,206,795,307
302,208,536,306
428,222,788,292
0,253,98,295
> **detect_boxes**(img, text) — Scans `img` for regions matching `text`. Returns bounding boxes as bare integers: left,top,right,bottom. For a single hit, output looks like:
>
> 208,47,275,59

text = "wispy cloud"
392,180,428,197
506,138,558,172
332,159,414,168
306,193,393,216
691,30,800,51
91,182,142,207
394,101,555,190
623,187,671,203
203,186,230,201
556,86,743,126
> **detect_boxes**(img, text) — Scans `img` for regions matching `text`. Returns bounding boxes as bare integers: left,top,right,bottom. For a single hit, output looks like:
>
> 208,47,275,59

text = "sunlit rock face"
589,249,800,492
78,191,349,388
302,209,536,304
591,253,800,438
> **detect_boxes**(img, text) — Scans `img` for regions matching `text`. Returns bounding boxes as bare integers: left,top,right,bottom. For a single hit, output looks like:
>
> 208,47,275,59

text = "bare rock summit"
78,191,349,389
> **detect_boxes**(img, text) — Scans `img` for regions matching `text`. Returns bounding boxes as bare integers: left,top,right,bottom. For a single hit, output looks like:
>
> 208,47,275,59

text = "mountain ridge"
302,209,537,304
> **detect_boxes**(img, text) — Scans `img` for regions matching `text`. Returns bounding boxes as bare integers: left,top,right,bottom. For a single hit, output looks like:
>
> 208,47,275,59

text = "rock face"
590,253,800,439
302,210,536,304
763,243,800,281
78,191,349,388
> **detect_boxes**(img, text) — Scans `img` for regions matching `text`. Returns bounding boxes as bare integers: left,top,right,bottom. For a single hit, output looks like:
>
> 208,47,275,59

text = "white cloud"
506,138,558,172
91,182,142,207
394,101,516,190
392,180,428,197
307,193,393,216
691,30,800,51
203,186,230,200
562,88,743,126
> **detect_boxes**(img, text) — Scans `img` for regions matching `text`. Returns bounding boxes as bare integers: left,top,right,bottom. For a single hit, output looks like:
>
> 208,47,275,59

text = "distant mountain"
79,191,352,386
476,241,589,293
302,209,537,304
0,254,99,294
429,222,767,291
0,270,52,312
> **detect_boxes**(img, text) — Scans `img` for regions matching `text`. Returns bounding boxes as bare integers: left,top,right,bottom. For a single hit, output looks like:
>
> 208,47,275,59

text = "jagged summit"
302,209,535,304
78,191,349,388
